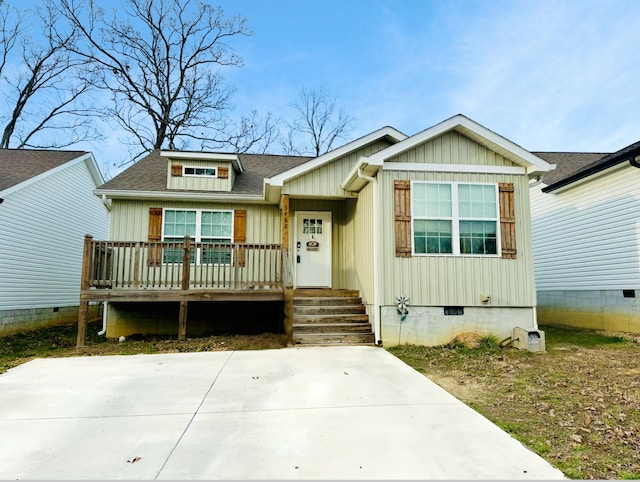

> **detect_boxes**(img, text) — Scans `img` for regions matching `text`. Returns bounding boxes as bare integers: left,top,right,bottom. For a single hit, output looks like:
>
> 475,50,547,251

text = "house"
531,141,640,333
79,114,552,347
0,150,110,335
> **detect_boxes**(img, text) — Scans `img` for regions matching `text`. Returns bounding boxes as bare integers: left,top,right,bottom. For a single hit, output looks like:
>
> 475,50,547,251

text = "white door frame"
294,211,332,288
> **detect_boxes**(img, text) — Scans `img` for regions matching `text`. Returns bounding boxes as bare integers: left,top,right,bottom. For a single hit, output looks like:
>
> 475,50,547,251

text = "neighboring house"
0,150,110,335
81,114,552,346
531,142,640,333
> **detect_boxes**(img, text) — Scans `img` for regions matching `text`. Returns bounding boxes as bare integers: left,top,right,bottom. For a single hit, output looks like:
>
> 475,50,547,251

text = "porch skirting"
381,305,537,347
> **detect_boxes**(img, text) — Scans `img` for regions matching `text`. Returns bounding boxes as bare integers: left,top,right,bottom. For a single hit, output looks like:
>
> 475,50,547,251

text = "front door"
295,211,332,287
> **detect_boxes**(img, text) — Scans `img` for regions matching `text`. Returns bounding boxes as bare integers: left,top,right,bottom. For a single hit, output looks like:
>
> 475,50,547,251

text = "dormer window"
184,166,217,177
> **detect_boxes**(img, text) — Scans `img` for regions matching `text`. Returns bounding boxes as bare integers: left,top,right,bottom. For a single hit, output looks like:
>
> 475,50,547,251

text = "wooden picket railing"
82,235,283,291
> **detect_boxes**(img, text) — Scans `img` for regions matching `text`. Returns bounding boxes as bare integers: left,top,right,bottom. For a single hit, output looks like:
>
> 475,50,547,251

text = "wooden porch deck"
76,235,294,345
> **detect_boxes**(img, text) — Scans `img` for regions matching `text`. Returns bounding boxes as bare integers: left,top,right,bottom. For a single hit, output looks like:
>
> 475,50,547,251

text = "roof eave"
95,189,267,203
365,114,553,175
266,126,407,187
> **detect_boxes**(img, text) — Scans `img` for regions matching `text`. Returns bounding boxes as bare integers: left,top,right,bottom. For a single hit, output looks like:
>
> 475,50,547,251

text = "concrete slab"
0,346,566,480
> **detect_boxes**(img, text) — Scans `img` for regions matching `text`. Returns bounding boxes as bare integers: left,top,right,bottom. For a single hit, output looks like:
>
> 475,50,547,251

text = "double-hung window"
162,209,233,264
412,182,499,256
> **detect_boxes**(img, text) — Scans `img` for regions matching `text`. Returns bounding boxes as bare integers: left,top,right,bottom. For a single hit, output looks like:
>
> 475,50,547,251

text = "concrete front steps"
292,289,375,346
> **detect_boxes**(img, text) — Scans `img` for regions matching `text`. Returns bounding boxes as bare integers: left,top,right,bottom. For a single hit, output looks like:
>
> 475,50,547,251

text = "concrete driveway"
0,346,565,480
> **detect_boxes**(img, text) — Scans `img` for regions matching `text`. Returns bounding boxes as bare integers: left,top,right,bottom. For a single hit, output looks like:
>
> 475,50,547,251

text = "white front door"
295,211,332,288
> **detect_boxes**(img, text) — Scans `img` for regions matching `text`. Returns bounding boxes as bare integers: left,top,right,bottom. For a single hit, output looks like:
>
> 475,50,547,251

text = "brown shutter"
171,164,182,176
394,180,412,257
148,207,163,266
233,209,247,267
499,182,516,259
217,166,229,179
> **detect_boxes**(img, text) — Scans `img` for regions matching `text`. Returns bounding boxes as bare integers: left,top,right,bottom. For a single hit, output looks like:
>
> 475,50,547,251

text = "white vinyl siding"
0,159,109,310
531,163,640,291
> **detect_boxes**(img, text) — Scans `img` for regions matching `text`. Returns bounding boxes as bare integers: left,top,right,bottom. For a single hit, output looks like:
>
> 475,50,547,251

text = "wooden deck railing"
82,235,284,291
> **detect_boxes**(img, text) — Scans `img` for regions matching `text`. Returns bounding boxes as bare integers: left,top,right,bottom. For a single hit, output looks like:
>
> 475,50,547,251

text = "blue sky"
13,0,640,171
214,0,640,154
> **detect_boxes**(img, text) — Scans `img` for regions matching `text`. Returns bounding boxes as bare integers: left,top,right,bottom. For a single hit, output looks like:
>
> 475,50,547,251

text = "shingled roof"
532,152,610,186
0,149,89,192
98,150,313,196
534,138,640,192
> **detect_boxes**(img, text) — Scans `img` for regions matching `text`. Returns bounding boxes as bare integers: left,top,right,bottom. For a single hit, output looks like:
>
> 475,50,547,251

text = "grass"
0,321,288,374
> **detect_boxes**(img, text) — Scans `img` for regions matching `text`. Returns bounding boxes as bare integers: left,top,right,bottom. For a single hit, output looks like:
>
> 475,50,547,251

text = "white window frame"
182,166,218,178
161,208,234,264
410,181,501,257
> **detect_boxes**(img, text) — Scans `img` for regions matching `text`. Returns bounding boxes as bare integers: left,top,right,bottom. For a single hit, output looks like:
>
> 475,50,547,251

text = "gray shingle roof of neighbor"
534,138,640,191
532,151,611,186
0,149,88,192
98,150,313,196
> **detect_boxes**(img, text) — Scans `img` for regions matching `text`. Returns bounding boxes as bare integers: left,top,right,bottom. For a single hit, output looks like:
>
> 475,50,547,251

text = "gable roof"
364,114,553,176
97,150,312,199
0,149,91,192
265,126,407,187
537,139,640,192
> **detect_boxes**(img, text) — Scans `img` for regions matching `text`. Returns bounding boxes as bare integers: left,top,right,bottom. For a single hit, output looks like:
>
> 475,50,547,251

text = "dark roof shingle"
0,149,88,192
99,150,313,196
532,152,610,186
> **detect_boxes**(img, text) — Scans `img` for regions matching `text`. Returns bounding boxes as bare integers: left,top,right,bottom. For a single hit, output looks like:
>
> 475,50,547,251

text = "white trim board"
382,163,526,175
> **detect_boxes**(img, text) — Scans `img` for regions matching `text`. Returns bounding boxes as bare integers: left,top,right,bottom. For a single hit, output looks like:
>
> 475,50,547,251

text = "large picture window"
162,209,233,264
412,182,498,256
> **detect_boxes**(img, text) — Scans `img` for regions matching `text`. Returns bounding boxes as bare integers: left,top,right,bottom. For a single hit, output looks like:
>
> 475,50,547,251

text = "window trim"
161,208,234,264
182,165,218,178
410,180,501,257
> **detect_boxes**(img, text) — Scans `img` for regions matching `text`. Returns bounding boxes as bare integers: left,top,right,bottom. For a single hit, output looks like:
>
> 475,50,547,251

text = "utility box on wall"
512,327,546,352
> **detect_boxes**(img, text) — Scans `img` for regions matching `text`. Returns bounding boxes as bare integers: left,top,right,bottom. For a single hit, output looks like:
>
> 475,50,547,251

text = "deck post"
178,236,191,339
280,196,293,344
178,301,188,340
281,194,289,251
77,234,94,347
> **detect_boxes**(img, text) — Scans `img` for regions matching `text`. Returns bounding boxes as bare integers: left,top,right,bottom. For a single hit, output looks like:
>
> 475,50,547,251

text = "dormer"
161,150,244,192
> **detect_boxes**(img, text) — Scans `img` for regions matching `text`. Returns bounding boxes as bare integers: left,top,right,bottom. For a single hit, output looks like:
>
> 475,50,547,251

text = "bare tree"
285,85,355,156
0,2,98,149
55,0,276,161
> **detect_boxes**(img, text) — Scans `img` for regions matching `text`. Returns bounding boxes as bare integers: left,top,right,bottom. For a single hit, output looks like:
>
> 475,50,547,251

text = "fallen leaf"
571,434,583,443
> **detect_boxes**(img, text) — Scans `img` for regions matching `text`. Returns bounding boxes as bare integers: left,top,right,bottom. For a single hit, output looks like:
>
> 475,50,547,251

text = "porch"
76,235,294,346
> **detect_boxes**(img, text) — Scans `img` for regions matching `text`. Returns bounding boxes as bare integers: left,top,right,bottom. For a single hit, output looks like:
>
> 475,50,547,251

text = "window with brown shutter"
148,207,163,266
499,182,516,259
218,166,229,179
233,209,247,267
394,180,412,257
171,164,183,176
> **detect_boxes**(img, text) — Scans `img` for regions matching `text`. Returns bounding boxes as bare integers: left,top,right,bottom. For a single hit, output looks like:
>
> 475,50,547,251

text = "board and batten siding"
379,170,535,307
109,200,281,243
0,160,109,310
347,181,375,303
531,163,640,291
283,139,394,198
167,160,234,192
385,131,514,167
